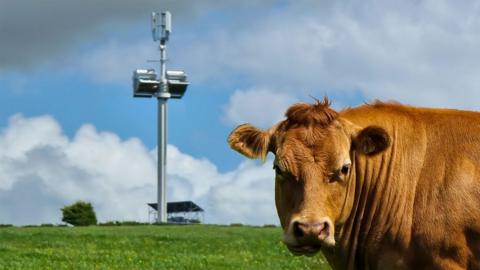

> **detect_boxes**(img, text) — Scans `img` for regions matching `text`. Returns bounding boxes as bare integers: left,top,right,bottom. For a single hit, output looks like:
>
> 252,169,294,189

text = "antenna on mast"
151,11,171,44
133,11,189,224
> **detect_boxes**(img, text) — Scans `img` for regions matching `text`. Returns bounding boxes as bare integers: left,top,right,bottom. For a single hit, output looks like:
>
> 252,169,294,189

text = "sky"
1,0,480,225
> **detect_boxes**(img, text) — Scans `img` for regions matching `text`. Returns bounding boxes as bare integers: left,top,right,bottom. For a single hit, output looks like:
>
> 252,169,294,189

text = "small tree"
61,201,97,226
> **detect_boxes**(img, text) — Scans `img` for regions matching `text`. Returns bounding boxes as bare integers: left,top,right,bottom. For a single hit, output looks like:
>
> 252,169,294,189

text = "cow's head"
228,99,390,256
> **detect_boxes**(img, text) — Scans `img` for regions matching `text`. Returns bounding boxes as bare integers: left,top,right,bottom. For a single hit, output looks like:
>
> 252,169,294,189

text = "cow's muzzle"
284,217,335,256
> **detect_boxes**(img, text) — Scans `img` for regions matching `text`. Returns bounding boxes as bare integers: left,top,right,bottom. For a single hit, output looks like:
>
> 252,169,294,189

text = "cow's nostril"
318,221,330,240
293,221,304,238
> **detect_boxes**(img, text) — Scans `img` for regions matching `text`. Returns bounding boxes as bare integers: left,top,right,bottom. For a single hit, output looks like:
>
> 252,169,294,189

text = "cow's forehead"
273,121,350,176
274,120,346,150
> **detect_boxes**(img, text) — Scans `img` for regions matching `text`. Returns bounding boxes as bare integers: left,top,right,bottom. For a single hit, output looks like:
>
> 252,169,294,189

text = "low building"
148,201,204,224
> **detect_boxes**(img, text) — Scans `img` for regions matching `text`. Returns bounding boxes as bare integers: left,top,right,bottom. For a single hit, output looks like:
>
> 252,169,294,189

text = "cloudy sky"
1,0,480,225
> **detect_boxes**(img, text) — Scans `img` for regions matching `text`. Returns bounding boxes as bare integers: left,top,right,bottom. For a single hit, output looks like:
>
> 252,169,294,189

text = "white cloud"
78,40,158,85
222,88,297,128
0,114,277,225
4,1,480,110
74,0,480,110
206,160,277,224
0,0,275,70
170,0,480,109
166,146,277,225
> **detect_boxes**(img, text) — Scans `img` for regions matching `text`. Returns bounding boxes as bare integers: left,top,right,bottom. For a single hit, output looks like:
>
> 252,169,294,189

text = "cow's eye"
328,163,351,183
341,164,350,175
273,164,282,175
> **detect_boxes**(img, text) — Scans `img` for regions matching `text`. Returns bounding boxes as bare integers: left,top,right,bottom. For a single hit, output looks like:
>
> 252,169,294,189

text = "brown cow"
228,98,480,270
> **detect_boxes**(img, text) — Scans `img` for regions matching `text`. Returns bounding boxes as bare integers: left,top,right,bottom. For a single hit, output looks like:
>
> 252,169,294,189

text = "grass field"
0,224,332,269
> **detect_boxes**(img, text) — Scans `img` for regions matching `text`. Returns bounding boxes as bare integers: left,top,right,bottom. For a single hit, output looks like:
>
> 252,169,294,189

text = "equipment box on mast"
166,70,189,99
133,69,159,98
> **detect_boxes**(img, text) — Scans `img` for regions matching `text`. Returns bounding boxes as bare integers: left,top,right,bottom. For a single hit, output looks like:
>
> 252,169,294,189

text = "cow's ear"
228,124,273,160
354,126,390,156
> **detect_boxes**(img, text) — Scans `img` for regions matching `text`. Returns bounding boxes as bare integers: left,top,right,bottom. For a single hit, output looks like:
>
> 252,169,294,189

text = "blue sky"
0,11,244,172
1,67,241,170
1,0,480,225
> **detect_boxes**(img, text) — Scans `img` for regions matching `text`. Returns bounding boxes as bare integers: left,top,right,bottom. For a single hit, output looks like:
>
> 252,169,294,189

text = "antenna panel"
162,11,172,34
151,12,160,41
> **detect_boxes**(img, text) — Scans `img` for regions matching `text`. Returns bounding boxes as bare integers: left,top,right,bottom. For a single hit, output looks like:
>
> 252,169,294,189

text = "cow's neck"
324,135,415,270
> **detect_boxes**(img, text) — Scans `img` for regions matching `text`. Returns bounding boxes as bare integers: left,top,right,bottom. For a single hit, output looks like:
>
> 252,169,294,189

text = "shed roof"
148,201,204,213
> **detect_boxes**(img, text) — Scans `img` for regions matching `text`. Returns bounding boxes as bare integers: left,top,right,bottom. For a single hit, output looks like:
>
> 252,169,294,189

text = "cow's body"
228,100,480,270
331,103,480,269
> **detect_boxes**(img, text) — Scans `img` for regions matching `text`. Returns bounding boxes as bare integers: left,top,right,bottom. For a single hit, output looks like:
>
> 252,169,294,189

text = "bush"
61,201,97,226
117,221,148,226
98,221,118,226
98,221,149,226
188,219,201,224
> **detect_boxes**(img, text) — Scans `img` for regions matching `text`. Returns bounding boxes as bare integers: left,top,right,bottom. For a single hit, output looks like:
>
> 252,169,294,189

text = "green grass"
0,225,332,269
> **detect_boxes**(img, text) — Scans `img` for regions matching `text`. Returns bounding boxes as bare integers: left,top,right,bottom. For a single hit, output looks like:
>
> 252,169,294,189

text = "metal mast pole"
157,43,169,223
134,11,187,224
